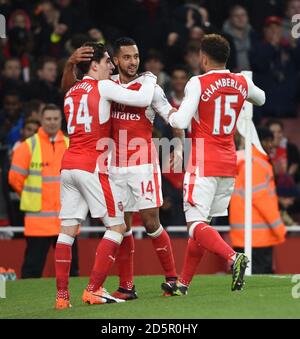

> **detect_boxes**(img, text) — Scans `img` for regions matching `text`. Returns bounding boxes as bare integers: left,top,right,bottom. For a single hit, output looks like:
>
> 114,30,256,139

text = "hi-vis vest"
20,134,69,212
229,146,286,248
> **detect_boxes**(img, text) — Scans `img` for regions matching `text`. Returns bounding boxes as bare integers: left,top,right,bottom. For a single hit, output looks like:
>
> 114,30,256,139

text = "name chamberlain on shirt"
201,78,247,102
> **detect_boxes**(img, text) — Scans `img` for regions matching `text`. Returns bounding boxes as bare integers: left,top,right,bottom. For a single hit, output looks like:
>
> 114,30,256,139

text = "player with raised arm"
162,34,265,296
55,42,157,309
61,38,183,301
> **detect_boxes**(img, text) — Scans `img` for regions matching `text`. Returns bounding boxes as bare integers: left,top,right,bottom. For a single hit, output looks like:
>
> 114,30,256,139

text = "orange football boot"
55,298,72,310
82,287,125,304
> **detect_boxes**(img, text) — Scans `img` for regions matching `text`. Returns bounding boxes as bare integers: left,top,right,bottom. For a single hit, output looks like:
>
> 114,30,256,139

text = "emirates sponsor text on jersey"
111,110,141,121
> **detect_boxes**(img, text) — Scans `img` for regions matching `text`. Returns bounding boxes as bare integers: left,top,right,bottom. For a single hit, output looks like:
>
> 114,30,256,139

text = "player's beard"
119,64,138,79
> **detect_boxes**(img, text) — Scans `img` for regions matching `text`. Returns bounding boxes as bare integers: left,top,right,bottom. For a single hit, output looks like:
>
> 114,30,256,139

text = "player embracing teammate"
57,33,266,308
108,38,184,300
55,42,157,309
162,34,265,296
60,38,183,302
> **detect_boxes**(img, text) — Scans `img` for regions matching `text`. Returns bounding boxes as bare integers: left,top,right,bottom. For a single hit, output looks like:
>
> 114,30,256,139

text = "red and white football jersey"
110,74,172,167
62,75,156,172
62,77,109,172
169,69,265,177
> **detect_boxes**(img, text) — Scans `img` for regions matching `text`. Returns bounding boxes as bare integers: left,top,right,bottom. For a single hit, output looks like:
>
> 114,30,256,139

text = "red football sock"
117,231,134,290
179,238,205,287
193,222,235,261
148,226,177,280
87,230,122,292
55,242,72,300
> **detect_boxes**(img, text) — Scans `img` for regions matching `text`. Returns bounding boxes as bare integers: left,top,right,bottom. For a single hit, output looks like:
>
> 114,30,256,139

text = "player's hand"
68,46,94,65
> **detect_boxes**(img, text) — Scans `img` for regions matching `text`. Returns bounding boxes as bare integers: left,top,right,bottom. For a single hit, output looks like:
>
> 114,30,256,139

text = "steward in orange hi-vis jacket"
229,128,286,273
9,127,68,236
8,104,78,278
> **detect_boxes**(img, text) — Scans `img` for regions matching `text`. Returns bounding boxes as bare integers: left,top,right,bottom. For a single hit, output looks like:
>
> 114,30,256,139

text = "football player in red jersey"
162,34,266,296
55,42,157,309
61,39,184,301
109,38,185,300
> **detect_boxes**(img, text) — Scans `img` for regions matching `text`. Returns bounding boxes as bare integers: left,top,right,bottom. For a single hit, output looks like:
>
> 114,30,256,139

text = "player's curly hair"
200,34,230,64
77,42,107,74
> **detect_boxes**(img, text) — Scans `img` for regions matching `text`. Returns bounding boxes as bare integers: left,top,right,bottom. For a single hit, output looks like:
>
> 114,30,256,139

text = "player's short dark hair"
113,37,137,55
76,42,108,75
200,34,230,64
265,118,284,130
41,104,61,116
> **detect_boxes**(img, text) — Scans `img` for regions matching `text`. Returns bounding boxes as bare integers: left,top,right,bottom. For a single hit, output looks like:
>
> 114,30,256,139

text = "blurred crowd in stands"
0,0,300,232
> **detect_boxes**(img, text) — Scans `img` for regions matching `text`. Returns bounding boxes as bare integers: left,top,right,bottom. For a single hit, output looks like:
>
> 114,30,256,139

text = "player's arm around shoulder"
9,141,31,195
99,72,157,107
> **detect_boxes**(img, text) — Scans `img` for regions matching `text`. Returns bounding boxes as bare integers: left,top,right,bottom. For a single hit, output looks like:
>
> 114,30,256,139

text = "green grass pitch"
1,275,299,319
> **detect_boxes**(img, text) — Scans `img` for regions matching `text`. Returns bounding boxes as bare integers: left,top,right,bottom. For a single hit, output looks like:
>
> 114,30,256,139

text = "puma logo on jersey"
109,255,116,262
156,246,168,252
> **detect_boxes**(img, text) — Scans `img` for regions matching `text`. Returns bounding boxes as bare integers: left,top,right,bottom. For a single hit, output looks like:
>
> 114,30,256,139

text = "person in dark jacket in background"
250,16,300,120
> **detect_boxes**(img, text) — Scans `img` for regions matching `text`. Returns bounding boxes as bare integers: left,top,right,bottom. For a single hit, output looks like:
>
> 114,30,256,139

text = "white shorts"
109,164,163,212
183,174,235,223
59,169,124,227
